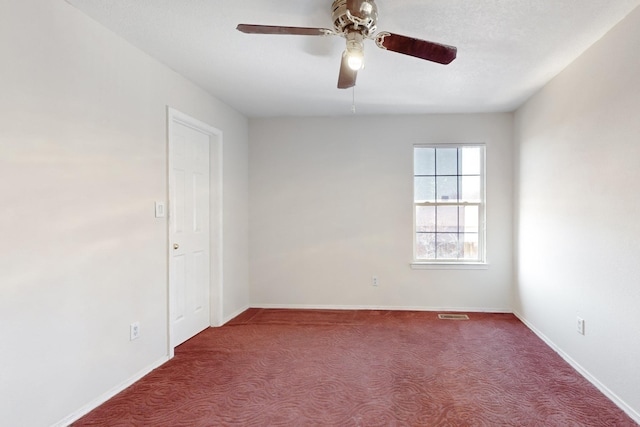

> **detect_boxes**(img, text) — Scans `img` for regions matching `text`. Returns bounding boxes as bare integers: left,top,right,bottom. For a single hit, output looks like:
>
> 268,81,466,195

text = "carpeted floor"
73,309,638,426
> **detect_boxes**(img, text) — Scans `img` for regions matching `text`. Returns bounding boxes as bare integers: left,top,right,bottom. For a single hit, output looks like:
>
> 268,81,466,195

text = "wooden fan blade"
236,24,332,36
375,32,457,64
338,54,357,89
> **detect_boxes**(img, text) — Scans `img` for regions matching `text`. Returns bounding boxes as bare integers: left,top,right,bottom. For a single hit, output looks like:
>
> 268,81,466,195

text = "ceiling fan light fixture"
345,30,365,70
346,47,364,70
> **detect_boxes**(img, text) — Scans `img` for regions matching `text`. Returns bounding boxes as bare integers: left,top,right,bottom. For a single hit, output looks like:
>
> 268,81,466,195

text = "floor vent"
438,314,470,320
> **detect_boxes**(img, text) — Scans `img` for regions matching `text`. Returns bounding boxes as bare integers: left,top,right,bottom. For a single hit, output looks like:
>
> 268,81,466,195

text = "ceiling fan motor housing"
332,0,378,37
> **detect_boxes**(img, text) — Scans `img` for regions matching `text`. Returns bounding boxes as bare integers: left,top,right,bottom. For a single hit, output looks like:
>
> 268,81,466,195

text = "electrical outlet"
372,276,378,287
576,317,585,335
130,321,140,341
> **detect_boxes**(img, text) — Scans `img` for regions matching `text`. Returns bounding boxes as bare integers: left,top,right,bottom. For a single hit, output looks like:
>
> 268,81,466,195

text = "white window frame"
411,143,487,269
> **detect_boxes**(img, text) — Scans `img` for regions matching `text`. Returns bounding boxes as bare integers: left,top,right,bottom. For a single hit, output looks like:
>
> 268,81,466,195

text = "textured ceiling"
65,0,639,117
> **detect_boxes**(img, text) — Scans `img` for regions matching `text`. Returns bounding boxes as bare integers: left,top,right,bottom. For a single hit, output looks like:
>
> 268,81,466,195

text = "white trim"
166,107,224,359
410,262,489,270
414,142,488,148
52,357,168,427
514,311,640,424
412,143,487,263
222,304,251,325
251,304,511,313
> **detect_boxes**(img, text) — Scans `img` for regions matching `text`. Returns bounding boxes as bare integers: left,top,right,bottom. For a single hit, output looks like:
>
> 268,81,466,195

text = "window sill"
410,262,488,270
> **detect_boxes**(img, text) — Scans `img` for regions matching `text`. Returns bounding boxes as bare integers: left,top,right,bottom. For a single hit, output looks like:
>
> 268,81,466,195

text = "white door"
169,120,211,347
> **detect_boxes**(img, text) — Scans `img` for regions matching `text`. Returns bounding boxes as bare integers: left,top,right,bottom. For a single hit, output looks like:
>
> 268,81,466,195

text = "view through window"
413,145,485,262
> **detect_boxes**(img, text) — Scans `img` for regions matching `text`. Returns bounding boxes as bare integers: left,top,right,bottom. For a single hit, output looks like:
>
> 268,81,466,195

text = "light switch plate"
155,201,166,218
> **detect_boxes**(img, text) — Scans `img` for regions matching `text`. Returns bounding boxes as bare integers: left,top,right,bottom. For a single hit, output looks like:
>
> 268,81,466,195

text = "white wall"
0,1,249,426
513,5,640,421
249,114,513,311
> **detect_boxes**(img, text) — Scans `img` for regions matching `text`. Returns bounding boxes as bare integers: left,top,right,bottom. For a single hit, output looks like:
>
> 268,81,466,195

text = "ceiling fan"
237,0,457,89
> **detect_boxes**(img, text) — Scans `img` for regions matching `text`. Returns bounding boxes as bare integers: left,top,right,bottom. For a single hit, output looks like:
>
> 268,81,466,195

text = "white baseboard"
52,356,169,427
251,303,512,313
221,304,251,325
513,311,640,425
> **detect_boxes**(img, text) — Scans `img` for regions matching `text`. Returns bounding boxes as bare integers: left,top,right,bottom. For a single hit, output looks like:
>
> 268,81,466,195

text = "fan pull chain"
351,86,356,114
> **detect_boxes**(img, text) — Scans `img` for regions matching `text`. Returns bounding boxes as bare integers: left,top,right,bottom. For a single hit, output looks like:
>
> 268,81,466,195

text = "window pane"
436,176,458,201
414,147,435,175
436,206,458,232
416,206,436,232
460,146,481,175
460,205,479,233
412,144,485,263
460,176,481,202
436,233,460,259
414,177,435,202
461,233,479,260
436,148,458,175
416,233,435,259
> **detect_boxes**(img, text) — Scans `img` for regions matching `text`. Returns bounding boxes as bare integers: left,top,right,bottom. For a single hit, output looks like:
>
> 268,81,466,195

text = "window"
413,144,485,264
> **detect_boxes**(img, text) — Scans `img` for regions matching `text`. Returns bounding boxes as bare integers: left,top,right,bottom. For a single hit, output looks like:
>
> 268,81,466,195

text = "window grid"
413,145,485,262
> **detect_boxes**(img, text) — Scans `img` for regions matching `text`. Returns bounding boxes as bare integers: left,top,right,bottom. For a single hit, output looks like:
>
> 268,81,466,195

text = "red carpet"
73,309,637,426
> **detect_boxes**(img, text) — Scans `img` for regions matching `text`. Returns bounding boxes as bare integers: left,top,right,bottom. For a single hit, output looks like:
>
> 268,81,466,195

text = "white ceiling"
66,0,639,117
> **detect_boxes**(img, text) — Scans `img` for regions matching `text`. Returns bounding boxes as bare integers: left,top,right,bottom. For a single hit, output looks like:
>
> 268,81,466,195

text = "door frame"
167,107,224,357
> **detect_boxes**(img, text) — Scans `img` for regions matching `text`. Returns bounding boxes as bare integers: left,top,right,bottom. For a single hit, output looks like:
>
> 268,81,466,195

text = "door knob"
173,243,180,250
